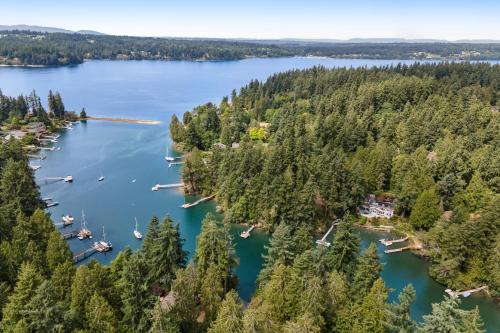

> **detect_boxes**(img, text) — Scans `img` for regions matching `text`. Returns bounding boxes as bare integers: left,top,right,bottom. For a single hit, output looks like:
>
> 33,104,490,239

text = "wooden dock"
152,183,184,191
379,236,409,246
181,195,215,208
73,247,97,263
384,244,422,254
62,230,80,240
316,219,341,247
240,225,255,239
445,286,488,298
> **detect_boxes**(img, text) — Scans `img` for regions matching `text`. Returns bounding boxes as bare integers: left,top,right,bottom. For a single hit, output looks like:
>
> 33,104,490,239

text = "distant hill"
0,24,105,35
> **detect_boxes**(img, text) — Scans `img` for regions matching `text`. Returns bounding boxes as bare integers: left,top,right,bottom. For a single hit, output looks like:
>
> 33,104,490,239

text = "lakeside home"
359,194,395,219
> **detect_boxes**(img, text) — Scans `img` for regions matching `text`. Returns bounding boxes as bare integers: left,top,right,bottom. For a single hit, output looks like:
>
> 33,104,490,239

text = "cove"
1,58,498,331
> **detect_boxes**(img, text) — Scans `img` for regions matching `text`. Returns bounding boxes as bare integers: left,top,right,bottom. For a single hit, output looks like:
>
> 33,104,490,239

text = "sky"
0,0,499,40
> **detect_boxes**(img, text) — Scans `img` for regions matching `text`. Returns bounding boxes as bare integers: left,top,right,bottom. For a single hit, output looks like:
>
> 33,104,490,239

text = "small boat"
133,217,142,239
62,215,74,225
98,176,105,182
63,175,73,182
132,179,136,183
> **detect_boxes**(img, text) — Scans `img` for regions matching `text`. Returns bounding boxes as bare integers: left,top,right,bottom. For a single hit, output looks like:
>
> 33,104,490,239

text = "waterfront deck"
181,195,215,208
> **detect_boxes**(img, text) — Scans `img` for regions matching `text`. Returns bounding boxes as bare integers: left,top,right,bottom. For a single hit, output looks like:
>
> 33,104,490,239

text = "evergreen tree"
22,280,65,332
410,187,441,230
0,159,42,218
0,262,42,332
387,284,416,333
45,230,72,272
207,290,244,333
144,215,186,293
330,218,360,278
85,293,119,333
258,223,294,285
120,252,151,329
149,300,180,333
418,296,485,333
351,243,382,301
195,213,237,289
282,312,322,333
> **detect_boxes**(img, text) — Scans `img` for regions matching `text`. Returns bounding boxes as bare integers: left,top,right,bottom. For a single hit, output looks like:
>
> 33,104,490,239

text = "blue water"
0,58,498,330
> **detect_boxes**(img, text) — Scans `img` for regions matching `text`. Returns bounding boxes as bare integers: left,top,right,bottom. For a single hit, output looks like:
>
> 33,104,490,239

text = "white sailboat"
165,145,175,162
95,226,112,250
133,217,142,239
98,171,105,182
77,210,92,240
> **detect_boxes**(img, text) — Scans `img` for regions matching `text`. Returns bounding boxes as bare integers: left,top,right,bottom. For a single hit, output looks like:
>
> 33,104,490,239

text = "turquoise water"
0,58,498,330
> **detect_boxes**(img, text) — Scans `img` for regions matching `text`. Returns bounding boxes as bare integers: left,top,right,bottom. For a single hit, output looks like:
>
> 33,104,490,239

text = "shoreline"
84,116,161,125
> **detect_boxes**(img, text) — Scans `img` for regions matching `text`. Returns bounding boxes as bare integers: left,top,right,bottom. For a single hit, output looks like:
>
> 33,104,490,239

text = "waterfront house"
358,194,395,219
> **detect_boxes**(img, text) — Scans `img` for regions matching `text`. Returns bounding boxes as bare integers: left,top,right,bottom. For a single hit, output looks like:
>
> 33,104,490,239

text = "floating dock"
445,286,488,298
316,219,341,247
379,236,409,247
45,176,73,183
152,183,184,191
168,161,184,168
240,225,255,239
384,244,422,254
181,195,215,208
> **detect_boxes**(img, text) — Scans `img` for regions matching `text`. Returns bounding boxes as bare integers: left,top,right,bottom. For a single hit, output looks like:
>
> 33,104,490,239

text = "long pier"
316,219,340,247
152,183,184,191
62,230,80,240
379,236,409,247
240,225,255,239
73,247,97,263
445,286,488,298
181,195,215,208
384,244,422,254
45,176,73,182
168,161,184,167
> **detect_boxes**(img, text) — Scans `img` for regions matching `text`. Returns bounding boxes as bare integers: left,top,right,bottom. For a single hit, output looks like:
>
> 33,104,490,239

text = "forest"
1,30,500,65
172,62,499,307
0,67,494,331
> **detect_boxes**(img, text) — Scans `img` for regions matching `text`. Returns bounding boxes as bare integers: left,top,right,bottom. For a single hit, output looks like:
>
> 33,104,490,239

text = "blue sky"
0,0,498,40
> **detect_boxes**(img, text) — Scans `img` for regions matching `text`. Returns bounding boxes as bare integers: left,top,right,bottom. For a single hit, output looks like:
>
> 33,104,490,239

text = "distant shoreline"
84,116,161,125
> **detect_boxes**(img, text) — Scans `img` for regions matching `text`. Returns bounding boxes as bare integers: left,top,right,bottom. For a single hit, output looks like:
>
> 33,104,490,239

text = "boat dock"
168,161,184,167
379,236,409,246
240,225,255,239
316,219,341,247
73,247,97,263
62,230,80,239
45,176,73,182
384,244,422,254
152,183,184,191
445,286,488,298
43,198,59,208
181,195,215,208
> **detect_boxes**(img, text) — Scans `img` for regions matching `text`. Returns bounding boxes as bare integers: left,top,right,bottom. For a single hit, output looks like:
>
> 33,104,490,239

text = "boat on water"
77,210,92,240
62,215,74,225
165,145,175,162
98,176,105,182
133,217,142,239
94,226,112,251
63,175,73,182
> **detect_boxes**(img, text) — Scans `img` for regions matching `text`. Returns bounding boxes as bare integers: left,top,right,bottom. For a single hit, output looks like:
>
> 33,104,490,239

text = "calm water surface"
0,58,498,331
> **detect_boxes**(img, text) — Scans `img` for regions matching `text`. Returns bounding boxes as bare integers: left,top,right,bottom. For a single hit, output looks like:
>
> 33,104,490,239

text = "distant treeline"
1,30,500,66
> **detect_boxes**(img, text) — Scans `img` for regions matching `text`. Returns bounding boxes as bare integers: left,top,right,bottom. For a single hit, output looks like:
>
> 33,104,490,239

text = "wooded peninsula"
0,62,498,332
1,30,500,66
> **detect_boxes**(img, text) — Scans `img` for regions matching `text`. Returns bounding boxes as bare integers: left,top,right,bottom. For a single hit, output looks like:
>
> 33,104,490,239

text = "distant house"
358,194,395,219
213,142,227,149
5,130,27,140
26,122,46,137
